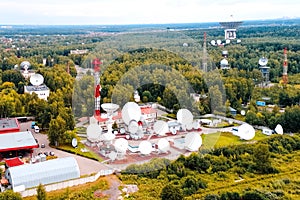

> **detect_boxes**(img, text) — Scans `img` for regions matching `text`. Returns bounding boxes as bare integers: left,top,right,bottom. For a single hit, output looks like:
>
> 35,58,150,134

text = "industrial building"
5,157,80,191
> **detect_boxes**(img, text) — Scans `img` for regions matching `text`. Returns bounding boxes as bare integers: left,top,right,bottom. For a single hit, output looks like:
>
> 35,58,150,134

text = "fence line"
20,169,114,197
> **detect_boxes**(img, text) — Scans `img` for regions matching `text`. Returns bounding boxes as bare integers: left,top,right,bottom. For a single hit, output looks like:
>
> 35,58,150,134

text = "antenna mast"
282,48,288,85
202,32,207,72
92,58,102,117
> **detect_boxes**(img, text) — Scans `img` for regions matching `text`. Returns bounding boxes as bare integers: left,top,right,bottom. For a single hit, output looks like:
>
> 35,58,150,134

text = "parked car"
41,143,45,148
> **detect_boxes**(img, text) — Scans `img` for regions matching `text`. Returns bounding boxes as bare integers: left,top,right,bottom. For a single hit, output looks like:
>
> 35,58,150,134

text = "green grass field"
202,131,268,149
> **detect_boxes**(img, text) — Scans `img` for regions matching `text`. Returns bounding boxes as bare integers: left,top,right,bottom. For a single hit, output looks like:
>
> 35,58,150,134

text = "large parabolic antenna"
185,132,202,151
101,103,119,115
237,123,255,140
86,124,102,142
153,120,169,136
139,141,152,155
122,102,141,125
177,109,193,125
30,73,44,86
114,138,128,153
157,138,170,153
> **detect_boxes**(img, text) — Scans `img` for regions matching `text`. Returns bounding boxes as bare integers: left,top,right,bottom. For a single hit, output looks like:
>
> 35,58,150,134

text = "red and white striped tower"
92,58,102,116
282,48,288,85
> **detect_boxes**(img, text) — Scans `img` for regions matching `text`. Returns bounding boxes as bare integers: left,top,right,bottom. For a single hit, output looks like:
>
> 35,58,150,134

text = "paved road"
19,121,111,176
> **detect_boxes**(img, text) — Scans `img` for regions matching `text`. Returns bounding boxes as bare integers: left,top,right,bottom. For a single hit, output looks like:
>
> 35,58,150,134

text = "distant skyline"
0,0,299,25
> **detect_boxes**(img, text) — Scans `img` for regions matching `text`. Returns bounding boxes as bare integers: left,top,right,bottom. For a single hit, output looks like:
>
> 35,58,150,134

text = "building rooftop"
0,118,20,134
24,84,49,92
0,131,38,152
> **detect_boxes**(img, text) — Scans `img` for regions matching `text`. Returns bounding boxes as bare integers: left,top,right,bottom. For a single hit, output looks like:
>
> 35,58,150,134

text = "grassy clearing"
23,176,109,200
202,131,268,149
57,142,103,162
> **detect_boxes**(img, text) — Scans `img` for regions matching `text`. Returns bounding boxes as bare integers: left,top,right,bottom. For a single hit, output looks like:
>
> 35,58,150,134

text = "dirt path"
102,175,122,200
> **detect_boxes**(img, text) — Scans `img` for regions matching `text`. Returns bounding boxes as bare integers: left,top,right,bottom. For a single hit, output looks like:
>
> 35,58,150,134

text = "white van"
34,125,40,133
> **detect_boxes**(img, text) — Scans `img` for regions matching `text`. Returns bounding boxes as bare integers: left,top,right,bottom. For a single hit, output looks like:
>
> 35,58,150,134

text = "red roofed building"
5,157,24,168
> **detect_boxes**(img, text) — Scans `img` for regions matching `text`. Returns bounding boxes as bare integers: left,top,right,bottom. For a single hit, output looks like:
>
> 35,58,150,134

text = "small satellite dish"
72,138,78,148
20,61,31,69
210,40,216,46
238,123,255,140
120,128,126,134
170,127,177,135
177,109,193,125
114,138,128,153
89,116,98,124
241,110,246,116
30,73,44,86
122,102,142,125
185,132,202,151
139,141,152,155
225,39,230,44
108,151,117,161
192,121,200,129
153,120,169,136
236,39,241,43
259,57,268,66
157,138,170,153
101,132,116,141
186,123,194,131
128,120,139,134
86,124,102,142
217,40,222,45
275,124,283,135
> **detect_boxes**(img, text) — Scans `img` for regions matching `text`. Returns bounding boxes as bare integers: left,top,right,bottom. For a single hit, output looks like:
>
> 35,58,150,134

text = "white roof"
6,157,80,189
0,131,38,152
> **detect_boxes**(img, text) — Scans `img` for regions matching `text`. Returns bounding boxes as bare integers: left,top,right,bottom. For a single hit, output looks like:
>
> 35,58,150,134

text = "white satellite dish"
114,138,128,153
86,124,102,142
102,132,115,141
122,102,142,125
71,138,78,148
128,120,139,134
225,39,231,44
177,109,193,125
241,110,246,116
108,151,117,161
238,123,255,140
275,124,283,135
120,128,126,134
89,116,98,124
217,39,222,45
157,138,170,153
138,141,152,155
185,132,202,151
101,103,119,115
30,73,44,86
192,121,200,129
210,40,216,46
20,61,31,69
236,39,241,43
186,123,194,131
170,127,177,135
259,57,268,66
153,120,169,136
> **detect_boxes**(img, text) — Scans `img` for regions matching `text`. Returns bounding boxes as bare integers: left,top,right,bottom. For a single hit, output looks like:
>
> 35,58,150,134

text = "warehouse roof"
6,157,80,190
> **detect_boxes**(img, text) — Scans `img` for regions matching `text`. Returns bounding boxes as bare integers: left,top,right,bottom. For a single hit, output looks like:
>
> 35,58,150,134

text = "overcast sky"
0,0,299,25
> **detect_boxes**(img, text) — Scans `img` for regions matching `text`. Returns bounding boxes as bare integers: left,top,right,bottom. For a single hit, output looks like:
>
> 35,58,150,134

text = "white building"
24,85,50,101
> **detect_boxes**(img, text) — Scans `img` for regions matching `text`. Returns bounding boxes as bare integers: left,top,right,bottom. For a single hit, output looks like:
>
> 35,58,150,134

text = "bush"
160,184,183,200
